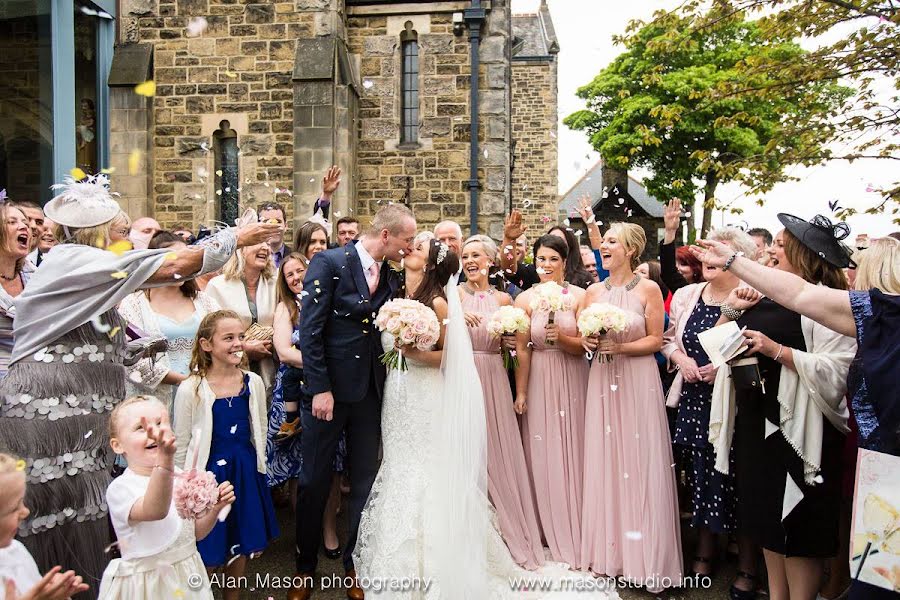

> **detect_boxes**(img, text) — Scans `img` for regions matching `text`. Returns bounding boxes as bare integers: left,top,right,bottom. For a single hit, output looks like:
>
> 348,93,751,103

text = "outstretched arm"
691,240,856,337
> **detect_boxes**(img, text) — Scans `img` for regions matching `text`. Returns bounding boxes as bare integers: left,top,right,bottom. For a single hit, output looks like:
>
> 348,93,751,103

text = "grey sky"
512,0,897,237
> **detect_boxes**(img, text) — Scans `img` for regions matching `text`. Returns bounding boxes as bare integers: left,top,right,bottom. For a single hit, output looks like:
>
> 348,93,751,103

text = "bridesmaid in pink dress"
458,235,544,570
514,234,589,567
579,223,682,591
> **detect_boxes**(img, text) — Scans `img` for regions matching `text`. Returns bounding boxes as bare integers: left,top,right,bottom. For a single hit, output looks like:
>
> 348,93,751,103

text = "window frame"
399,22,420,148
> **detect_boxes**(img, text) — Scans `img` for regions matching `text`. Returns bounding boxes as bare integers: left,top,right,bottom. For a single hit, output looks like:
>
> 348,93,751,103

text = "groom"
291,203,416,600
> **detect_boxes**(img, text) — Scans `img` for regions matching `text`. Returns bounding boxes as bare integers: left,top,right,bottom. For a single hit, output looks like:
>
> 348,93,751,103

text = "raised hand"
726,287,762,311
663,198,682,244
142,417,176,459
689,239,733,268
577,194,595,224
503,210,527,242
236,221,281,248
322,166,342,197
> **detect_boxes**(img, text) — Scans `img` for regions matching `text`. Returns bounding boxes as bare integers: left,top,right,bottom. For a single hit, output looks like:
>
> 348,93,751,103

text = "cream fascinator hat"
45,174,122,228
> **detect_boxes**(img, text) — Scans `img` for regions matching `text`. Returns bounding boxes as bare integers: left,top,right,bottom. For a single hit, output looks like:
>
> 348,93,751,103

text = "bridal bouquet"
487,306,530,369
375,298,441,371
578,302,629,363
528,281,575,345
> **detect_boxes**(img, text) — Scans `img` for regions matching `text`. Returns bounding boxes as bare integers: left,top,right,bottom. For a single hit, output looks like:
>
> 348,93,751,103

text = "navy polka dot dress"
674,297,737,534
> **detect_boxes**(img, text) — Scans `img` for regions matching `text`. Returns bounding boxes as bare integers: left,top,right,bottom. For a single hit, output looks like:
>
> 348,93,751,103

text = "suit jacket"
297,242,399,403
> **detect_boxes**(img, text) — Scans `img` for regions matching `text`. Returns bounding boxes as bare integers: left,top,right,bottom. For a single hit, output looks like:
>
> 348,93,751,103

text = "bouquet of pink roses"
528,281,575,346
174,431,225,520
374,298,441,371
577,302,629,363
487,306,530,369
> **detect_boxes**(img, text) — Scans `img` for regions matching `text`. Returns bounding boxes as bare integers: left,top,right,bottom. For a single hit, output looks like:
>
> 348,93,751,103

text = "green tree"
679,0,900,224
565,12,850,237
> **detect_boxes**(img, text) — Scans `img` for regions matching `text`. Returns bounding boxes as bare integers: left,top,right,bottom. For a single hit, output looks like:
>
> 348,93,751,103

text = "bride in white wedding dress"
354,235,618,600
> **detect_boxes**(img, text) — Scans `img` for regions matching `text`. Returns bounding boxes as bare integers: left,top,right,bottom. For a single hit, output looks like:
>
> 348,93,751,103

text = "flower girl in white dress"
98,396,234,600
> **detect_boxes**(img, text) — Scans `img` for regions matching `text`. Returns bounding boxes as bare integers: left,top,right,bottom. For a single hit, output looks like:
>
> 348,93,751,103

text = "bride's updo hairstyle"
409,238,461,307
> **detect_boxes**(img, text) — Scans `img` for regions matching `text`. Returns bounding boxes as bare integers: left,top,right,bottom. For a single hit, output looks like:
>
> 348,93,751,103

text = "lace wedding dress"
353,281,619,600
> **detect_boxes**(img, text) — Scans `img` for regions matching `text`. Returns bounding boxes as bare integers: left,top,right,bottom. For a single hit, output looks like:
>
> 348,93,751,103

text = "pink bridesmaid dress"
522,305,589,567
462,287,544,570
580,277,683,589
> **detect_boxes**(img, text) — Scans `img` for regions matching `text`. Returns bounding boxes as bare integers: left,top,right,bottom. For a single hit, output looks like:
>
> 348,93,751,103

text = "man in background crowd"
748,227,773,264
581,246,599,283
258,201,291,268
336,216,360,247
434,220,463,257
129,217,161,250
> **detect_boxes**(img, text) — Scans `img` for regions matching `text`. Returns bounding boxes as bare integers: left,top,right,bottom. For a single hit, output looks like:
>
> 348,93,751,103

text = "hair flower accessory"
436,241,449,265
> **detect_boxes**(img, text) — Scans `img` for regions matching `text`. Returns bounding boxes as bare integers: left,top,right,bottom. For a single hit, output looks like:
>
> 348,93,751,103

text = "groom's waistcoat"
297,243,396,404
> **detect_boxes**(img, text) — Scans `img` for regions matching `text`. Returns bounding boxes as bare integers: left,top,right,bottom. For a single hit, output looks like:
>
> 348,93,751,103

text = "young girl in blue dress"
174,310,279,600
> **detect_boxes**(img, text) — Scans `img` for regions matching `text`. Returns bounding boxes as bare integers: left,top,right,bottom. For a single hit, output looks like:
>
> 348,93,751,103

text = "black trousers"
295,384,382,573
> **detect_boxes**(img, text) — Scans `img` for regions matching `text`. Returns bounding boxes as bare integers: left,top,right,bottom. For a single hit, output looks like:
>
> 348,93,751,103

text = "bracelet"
722,251,742,272
154,464,174,473
720,303,745,321
774,344,784,361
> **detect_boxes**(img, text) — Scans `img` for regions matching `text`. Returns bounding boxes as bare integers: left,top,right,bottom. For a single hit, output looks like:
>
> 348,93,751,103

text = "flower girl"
99,395,234,599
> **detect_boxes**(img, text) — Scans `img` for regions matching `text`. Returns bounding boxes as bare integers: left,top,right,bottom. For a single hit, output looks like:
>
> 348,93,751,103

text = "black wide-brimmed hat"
777,213,855,269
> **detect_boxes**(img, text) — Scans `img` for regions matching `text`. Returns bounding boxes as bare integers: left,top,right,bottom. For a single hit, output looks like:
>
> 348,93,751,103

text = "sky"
511,0,897,237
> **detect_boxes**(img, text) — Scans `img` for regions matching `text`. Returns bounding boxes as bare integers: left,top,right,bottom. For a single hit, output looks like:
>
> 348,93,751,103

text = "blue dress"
848,290,900,600
674,297,736,534
198,374,280,567
265,326,345,488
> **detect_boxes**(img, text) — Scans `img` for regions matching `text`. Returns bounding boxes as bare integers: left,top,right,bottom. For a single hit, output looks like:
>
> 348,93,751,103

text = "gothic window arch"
213,119,239,226
400,21,419,145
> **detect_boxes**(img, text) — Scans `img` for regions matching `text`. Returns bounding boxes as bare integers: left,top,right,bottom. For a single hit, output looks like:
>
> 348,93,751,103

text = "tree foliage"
651,0,900,224
565,12,851,236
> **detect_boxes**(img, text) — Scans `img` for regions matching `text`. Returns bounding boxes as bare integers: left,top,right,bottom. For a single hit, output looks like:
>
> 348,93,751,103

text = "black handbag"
729,357,765,394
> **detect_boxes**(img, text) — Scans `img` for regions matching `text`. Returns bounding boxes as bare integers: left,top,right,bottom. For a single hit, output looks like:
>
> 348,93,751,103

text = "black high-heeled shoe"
323,542,342,560
729,570,758,600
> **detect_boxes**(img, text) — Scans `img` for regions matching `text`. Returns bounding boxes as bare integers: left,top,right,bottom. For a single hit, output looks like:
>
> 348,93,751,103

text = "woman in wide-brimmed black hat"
694,219,900,600
701,214,857,600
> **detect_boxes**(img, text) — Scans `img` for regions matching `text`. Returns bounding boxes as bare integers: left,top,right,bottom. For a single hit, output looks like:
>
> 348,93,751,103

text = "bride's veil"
426,274,489,596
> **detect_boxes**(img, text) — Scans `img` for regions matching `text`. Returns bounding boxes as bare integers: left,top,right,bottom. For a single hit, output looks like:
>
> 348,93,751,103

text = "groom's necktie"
367,262,380,295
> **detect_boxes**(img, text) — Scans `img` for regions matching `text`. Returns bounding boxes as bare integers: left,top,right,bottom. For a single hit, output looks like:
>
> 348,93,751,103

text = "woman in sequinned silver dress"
0,175,279,598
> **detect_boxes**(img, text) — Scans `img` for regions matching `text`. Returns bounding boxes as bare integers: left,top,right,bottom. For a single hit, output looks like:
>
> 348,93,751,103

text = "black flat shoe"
689,555,715,578
323,543,342,559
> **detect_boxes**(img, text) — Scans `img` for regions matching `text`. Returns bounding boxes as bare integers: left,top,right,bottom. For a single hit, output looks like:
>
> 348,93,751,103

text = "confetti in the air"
134,80,156,97
70,168,87,181
186,16,208,37
107,240,133,256
84,430,93,439
363,79,374,89
128,149,141,175
110,271,129,280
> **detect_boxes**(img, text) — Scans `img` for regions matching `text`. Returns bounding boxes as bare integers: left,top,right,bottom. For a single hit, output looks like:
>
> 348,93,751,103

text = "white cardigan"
709,315,855,484
204,274,277,389
173,371,268,475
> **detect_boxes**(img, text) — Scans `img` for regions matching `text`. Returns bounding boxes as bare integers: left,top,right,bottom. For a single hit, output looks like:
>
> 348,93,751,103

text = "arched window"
400,21,419,145
213,119,239,226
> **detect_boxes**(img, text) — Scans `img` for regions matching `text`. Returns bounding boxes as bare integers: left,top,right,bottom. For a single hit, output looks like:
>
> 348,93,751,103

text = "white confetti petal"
610,384,618,391
217,504,231,522
217,459,228,466
230,425,237,434
84,430,93,439
625,531,643,540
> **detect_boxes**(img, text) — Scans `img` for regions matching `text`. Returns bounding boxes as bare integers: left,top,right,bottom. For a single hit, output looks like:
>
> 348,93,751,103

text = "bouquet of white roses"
374,298,441,371
487,306,530,369
577,302,629,362
528,281,575,345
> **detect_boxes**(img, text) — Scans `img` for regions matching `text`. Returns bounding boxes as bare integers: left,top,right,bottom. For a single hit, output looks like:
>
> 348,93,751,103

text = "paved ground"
213,502,747,599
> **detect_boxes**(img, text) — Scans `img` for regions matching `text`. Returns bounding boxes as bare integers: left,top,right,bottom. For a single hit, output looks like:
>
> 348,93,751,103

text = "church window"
213,120,239,226
400,21,419,145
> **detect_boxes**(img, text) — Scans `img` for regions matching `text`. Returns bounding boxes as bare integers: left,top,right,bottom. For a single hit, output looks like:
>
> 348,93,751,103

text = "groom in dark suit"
291,203,416,600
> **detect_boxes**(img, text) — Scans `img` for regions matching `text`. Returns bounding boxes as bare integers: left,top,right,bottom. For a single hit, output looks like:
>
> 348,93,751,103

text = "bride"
354,234,617,599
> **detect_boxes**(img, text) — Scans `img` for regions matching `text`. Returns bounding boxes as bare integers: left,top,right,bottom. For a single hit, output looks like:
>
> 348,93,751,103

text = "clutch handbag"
244,322,274,342
123,323,169,367
729,356,765,394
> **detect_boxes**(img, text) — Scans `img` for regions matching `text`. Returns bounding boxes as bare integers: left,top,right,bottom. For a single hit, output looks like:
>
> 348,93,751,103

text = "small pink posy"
174,469,220,520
